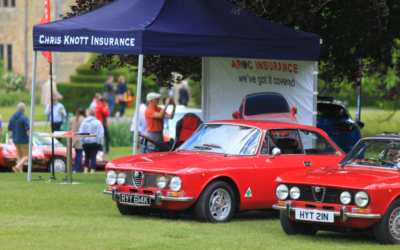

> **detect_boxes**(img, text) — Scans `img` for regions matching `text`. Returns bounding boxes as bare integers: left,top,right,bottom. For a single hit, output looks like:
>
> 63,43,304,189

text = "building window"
11,0,15,7
7,44,12,71
3,0,8,7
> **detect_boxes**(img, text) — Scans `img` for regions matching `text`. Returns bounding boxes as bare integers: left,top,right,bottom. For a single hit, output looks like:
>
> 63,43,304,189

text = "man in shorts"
8,103,30,173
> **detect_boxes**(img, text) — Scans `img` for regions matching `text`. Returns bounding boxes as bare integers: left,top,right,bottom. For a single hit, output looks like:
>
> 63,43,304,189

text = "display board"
202,57,316,126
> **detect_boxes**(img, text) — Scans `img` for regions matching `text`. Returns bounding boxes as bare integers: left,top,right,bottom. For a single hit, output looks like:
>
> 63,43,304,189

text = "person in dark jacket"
178,86,189,106
8,103,30,173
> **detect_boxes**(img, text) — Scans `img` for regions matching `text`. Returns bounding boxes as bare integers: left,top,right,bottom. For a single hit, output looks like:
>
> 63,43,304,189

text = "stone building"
0,0,90,87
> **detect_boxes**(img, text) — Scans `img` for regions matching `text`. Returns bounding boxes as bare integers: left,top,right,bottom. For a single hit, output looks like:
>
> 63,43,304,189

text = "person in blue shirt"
45,95,67,134
115,75,128,117
8,103,30,173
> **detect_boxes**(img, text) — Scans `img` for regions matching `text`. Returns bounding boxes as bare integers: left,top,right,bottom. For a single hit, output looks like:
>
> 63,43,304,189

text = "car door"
254,129,311,207
299,129,344,167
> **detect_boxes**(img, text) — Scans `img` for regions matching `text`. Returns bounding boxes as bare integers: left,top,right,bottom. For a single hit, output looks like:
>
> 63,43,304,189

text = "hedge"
57,83,137,116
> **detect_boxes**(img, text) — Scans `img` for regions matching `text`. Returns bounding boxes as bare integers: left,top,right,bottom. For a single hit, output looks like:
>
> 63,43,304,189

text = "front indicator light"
354,208,371,214
168,192,184,197
276,184,289,200
277,201,286,206
355,191,369,207
108,186,113,191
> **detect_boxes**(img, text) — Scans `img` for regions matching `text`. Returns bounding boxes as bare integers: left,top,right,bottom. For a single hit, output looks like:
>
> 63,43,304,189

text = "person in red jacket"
94,97,112,154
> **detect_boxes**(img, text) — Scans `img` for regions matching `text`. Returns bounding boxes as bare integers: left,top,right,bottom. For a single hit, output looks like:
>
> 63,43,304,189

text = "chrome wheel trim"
52,159,66,173
208,188,231,221
389,207,400,241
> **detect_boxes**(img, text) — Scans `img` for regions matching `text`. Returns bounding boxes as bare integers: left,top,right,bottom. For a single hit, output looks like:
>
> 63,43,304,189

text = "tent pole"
133,54,144,155
312,61,319,127
27,51,37,181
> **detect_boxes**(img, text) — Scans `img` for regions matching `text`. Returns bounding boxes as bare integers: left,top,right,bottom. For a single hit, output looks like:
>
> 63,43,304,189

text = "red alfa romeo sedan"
273,133,400,244
103,120,345,223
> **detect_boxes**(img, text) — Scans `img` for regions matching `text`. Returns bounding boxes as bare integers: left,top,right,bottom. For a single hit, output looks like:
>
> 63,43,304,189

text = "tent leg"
133,54,143,155
312,61,319,127
28,51,37,181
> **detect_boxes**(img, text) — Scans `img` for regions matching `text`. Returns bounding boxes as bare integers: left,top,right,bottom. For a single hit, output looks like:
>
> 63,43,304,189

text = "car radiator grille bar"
123,171,159,189
289,185,356,205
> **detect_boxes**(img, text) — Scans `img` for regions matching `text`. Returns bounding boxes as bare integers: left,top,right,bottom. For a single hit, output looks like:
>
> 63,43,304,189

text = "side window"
300,130,336,155
268,130,303,155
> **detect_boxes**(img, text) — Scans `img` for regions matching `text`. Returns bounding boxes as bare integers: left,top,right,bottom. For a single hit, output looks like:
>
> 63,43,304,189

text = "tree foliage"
63,0,400,100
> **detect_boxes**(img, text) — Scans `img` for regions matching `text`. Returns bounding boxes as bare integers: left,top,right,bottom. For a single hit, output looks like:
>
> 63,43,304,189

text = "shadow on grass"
312,231,377,245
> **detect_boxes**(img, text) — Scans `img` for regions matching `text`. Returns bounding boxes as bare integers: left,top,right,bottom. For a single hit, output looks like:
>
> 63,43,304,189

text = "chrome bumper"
273,202,381,222
103,187,195,206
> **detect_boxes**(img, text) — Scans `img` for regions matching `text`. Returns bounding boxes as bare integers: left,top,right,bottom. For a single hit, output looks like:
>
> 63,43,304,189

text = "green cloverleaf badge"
244,187,252,197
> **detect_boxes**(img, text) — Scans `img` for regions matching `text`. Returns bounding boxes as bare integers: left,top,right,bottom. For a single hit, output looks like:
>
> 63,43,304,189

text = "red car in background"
0,143,46,172
33,132,109,173
273,133,400,245
103,120,344,223
232,92,298,124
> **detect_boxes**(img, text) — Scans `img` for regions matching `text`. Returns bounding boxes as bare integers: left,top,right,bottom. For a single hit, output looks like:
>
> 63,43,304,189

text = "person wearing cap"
45,94,67,133
144,92,176,150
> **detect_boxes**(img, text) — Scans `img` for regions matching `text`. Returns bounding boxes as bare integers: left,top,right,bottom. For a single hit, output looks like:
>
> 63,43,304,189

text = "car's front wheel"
116,201,139,215
194,180,235,223
374,198,400,245
47,156,67,173
279,210,318,235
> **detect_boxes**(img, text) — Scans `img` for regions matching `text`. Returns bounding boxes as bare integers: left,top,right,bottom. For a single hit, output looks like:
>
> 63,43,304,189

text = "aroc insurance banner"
204,57,315,126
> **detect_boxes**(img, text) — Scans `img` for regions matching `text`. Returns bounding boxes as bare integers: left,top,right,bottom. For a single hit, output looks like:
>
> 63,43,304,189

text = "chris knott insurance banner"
207,57,314,126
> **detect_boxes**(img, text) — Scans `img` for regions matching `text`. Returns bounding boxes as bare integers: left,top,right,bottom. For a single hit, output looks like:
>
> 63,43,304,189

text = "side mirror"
232,111,241,120
272,148,281,156
292,106,297,116
357,121,365,129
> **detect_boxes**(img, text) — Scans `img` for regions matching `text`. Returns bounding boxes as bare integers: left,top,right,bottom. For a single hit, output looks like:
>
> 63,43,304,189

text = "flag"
39,0,52,63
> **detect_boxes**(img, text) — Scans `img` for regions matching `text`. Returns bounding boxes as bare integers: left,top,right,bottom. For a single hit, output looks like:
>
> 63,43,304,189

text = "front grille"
288,185,356,205
124,171,160,189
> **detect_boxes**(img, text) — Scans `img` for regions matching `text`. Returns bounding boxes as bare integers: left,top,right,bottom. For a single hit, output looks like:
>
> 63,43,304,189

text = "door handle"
303,162,311,166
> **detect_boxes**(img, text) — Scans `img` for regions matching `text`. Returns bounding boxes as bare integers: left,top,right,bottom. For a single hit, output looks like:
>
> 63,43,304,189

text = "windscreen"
339,139,400,169
244,93,290,116
180,124,261,155
317,104,349,119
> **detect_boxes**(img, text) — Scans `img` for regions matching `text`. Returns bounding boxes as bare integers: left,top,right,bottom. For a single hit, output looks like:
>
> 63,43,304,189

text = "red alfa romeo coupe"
103,120,345,223
273,132,400,244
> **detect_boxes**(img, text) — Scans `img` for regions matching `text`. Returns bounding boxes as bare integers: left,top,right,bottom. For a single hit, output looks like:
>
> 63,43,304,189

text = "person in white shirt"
45,95,67,135
79,109,104,174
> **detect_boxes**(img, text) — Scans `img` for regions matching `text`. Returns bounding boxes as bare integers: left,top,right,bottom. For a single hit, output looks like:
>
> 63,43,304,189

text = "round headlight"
117,172,126,185
157,175,168,189
340,191,352,204
169,176,182,191
106,170,117,185
355,191,369,207
290,187,300,200
276,184,289,200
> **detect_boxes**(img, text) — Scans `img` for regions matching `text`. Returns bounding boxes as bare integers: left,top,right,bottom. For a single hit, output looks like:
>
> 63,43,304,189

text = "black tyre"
116,201,139,216
47,156,67,173
194,180,235,223
279,210,318,235
374,198,400,245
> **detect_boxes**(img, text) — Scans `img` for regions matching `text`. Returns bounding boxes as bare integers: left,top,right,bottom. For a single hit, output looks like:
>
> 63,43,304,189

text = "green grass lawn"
349,110,400,137
0,105,48,122
0,173,395,249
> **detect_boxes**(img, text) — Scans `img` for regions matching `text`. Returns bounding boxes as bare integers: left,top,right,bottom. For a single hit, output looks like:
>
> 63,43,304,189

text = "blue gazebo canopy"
33,0,320,61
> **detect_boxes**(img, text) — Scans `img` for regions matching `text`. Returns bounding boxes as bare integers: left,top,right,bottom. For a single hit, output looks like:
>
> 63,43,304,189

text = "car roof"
363,133,400,140
207,119,324,132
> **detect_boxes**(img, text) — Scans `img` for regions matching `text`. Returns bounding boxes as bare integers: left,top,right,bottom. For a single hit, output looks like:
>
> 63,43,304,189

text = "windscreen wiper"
194,146,212,150
202,144,227,156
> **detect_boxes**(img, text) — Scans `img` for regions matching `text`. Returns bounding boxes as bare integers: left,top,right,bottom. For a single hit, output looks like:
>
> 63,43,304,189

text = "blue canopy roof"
33,0,320,61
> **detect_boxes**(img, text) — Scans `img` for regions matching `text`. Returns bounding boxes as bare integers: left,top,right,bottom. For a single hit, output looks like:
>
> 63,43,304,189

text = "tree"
62,0,400,100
